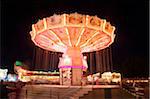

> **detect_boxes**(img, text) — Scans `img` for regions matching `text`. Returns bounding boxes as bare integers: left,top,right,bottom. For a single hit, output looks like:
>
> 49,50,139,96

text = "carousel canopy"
30,13,115,53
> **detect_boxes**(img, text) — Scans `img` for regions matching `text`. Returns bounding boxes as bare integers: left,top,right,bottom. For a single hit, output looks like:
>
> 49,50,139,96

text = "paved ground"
7,84,138,99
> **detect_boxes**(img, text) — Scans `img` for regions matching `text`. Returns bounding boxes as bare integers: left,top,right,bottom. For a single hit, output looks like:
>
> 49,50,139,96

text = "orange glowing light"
30,13,115,53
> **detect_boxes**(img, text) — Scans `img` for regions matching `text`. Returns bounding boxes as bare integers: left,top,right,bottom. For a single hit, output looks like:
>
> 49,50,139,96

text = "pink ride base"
58,66,87,69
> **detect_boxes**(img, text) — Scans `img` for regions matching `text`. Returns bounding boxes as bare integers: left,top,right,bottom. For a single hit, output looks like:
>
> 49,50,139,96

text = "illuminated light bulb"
64,56,71,65
83,56,87,60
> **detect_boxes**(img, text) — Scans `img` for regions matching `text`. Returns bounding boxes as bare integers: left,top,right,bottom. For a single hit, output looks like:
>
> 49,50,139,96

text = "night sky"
1,0,149,77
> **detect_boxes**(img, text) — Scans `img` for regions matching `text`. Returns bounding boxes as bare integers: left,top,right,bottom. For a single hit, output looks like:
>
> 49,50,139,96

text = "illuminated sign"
0,69,8,81
15,61,23,66
7,74,18,82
